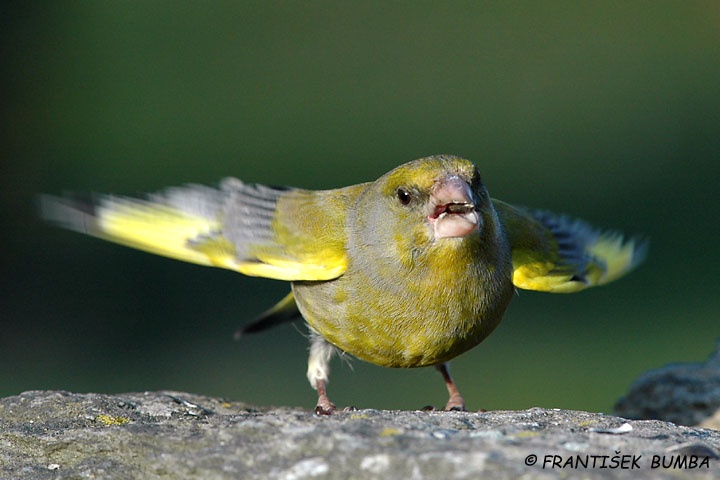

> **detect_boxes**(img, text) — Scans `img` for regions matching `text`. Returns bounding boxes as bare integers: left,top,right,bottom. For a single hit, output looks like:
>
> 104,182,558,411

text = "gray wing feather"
220,179,291,257
153,178,293,261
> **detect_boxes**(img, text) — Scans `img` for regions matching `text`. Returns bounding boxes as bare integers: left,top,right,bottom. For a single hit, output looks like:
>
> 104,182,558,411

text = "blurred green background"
2,2,719,414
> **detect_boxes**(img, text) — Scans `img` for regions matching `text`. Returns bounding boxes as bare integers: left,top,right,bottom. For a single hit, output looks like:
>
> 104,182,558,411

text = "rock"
1,390,719,479
615,342,720,427
701,410,720,431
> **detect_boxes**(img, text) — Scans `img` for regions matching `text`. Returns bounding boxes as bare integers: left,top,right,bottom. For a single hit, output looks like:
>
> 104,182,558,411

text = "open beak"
428,176,480,239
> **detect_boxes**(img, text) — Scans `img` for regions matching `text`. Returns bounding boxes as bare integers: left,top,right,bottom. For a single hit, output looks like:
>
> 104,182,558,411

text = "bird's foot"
314,394,337,415
436,363,467,411
444,393,466,412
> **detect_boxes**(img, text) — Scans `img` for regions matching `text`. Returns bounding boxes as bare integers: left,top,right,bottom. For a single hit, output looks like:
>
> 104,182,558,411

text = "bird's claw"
314,394,337,415
444,394,466,412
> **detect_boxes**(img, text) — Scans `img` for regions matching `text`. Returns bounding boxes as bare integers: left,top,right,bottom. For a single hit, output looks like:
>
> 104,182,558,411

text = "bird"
40,154,647,414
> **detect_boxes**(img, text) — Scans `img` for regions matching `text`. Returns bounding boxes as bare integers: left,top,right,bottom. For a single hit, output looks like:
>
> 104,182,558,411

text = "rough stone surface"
615,342,720,427
1,391,719,479
702,410,720,431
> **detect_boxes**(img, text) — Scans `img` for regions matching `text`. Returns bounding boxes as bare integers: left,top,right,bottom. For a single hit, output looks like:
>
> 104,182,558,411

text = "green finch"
41,155,646,414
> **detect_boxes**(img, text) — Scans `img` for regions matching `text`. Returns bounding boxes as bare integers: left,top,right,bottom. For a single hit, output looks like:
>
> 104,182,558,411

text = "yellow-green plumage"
40,154,646,413
293,157,514,368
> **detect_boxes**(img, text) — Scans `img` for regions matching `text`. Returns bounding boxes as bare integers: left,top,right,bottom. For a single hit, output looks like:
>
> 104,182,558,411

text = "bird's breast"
292,247,514,368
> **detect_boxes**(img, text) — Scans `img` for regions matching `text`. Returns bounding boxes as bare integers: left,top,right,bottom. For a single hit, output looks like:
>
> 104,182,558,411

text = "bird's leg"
307,329,337,415
314,378,335,416
436,362,466,411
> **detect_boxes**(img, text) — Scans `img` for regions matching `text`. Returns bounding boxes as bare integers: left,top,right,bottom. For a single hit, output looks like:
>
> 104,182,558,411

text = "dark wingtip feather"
38,193,101,235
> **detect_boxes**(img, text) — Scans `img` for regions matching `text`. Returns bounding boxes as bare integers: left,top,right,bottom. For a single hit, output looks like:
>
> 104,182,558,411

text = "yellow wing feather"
494,199,646,293
97,199,237,268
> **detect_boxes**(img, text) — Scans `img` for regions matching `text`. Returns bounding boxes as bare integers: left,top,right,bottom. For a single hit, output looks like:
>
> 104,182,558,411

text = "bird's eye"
396,187,412,205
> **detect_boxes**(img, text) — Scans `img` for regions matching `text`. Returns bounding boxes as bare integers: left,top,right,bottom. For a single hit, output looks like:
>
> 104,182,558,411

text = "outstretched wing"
494,200,647,293
40,179,350,282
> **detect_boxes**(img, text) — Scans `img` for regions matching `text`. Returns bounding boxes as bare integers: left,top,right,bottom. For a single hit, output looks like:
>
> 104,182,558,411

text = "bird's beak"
428,176,480,239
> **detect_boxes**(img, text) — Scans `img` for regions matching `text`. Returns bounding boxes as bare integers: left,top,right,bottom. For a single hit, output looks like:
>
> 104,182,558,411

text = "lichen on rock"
1,390,719,479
